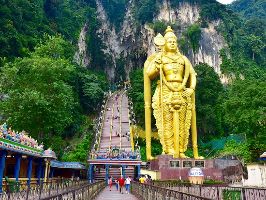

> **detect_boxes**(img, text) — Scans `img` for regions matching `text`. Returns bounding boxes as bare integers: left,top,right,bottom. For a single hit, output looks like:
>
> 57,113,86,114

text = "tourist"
139,176,146,184
118,176,125,194
115,178,119,191
108,176,113,191
125,176,131,194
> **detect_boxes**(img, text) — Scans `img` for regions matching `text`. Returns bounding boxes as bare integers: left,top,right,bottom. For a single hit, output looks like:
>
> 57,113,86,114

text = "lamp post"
42,148,57,182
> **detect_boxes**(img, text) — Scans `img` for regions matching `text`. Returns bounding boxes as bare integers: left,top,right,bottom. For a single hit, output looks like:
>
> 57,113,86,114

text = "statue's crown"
164,26,177,40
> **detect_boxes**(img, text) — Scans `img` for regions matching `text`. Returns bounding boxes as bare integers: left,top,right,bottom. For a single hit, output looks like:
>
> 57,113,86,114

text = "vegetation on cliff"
229,0,266,20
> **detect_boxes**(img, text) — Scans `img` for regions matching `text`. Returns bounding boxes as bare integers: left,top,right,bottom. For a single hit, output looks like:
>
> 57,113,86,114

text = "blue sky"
216,0,235,4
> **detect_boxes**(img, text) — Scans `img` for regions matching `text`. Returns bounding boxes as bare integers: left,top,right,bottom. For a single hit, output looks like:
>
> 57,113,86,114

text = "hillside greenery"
0,35,108,160
229,0,266,20
0,0,93,64
100,0,128,31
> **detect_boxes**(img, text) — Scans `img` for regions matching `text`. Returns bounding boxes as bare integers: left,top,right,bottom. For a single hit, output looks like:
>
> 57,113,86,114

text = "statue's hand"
183,88,194,97
154,54,162,64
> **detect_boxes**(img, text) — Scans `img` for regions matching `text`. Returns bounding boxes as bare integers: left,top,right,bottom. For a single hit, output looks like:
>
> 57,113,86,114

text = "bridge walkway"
95,185,138,200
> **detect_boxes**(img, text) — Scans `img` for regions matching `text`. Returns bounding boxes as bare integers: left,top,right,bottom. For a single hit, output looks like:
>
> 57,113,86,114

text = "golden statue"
144,26,202,160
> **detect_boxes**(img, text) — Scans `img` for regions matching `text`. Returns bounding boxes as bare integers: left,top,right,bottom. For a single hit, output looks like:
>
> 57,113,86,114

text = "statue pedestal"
148,155,223,181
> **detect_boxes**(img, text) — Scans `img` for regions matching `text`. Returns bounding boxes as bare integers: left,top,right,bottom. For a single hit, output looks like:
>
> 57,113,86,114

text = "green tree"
152,20,167,35
222,79,266,159
186,24,201,53
179,37,189,55
217,140,252,164
135,0,158,24
62,134,93,163
245,34,265,60
195,63,224,140
34,34,75,60
100,0,127,31
77,68,107,114
128,69,145,127
0,36,78,140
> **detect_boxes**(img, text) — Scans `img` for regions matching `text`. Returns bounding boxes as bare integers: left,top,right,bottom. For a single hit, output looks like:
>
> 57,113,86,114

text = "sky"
216,0,236,4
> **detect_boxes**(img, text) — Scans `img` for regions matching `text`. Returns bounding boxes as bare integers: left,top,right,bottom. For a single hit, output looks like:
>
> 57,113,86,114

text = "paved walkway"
95,186,138,200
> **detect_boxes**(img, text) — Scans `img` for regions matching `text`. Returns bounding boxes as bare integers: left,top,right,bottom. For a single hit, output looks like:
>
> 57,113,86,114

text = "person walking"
108,176,113,191
125,176,132,194
118,176,125,194
115,178,119,191
139,175,146,184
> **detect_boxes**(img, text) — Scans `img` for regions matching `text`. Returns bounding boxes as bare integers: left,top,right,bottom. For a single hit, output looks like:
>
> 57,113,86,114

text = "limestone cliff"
81,0,229,82
74,23,90,68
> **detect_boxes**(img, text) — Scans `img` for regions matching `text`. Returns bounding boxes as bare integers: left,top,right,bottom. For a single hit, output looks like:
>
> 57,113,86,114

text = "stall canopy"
51,161,86,169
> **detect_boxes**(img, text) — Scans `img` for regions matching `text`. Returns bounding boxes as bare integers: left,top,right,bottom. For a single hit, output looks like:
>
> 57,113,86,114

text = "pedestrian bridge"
0,180,216,200
1,175,265,199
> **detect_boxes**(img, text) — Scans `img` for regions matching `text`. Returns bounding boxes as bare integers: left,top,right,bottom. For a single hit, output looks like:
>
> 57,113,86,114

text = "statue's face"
165,37,177,52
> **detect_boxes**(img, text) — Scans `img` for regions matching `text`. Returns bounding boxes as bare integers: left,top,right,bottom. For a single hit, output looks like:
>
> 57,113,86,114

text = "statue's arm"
189,65,196,90
183,56,196,90
145,54,160,80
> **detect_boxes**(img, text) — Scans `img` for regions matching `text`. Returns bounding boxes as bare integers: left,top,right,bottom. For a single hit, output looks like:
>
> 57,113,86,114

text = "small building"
50,161,87,179
243,164,266,187
242,152,266,187
0,123,47,193
0,123,88,194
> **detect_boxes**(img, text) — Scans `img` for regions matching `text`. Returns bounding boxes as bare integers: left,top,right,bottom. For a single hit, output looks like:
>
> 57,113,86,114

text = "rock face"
80,0,228,82
192,21,226,75
154,1,227,81
74,23,90,68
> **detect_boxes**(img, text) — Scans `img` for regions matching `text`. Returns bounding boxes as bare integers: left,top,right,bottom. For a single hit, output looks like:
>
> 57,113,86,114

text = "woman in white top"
125,176,131,194
108,176,113,191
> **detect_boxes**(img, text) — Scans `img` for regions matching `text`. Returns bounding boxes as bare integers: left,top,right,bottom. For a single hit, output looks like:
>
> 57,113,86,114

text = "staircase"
99,91,132,151
94,91,135,181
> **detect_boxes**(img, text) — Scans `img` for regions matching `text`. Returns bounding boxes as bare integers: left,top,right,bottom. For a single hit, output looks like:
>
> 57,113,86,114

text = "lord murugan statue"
144,26,202,160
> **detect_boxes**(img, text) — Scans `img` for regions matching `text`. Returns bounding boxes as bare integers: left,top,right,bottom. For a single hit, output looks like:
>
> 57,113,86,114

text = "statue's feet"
180,153,190,159
147,155,155,160
194,156,204,159
168,149,176,155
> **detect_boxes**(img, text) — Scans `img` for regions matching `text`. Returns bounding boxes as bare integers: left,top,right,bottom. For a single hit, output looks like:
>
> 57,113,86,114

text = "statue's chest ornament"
164,62,183,74
172,64,179,74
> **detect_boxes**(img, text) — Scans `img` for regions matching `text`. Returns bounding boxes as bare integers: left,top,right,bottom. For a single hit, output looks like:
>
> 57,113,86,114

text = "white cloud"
216,0,235,4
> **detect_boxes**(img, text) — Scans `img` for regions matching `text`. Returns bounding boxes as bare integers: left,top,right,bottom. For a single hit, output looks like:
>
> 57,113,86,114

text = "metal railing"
41,180,105,200
90,92,110,154
169,185,266,200
0,179,90,200
131,182,212,200
152,181,266,200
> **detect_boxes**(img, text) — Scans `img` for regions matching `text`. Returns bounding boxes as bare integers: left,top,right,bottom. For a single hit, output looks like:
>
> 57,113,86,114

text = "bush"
152,21,167,34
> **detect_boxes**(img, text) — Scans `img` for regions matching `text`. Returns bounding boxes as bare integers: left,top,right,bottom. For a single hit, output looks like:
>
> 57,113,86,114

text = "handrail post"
26,185,30,200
